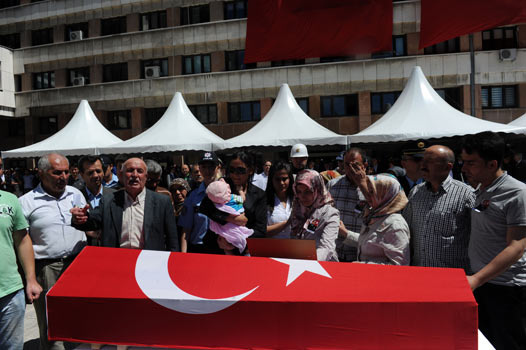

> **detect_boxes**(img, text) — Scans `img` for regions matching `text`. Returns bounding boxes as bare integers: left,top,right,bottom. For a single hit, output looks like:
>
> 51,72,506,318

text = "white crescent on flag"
135,250,258,314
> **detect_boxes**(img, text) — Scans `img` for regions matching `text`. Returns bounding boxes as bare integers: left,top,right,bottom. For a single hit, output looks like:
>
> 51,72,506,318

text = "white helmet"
290,143,309,158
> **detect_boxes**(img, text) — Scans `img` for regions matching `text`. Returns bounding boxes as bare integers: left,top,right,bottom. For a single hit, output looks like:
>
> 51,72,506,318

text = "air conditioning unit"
72,77,85,86
499,48,517,61
69,30,83,41
145,66,161,78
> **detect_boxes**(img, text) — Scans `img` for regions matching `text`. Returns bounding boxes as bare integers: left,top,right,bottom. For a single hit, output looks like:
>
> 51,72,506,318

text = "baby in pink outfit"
206,179,254,252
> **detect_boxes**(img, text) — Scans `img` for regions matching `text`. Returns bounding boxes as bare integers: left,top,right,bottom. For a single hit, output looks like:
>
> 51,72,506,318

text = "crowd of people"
1,131,525,350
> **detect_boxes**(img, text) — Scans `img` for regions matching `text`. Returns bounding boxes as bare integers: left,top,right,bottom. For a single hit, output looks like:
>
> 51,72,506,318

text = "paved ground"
24,304,40,350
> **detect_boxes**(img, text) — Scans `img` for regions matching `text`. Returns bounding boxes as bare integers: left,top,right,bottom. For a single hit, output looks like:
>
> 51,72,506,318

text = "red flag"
244,0,393,64
420,0,526,49
47,247,477,349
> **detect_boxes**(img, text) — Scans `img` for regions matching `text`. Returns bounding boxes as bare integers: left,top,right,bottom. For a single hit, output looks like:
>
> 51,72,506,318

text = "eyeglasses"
229,167,247,175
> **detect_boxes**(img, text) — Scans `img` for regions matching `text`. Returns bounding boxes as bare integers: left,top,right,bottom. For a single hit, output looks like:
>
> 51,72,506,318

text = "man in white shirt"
252,160,271,191
19,153,87,350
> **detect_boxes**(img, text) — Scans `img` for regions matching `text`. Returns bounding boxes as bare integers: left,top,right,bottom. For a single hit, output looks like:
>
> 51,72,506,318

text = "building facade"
0,0,525,159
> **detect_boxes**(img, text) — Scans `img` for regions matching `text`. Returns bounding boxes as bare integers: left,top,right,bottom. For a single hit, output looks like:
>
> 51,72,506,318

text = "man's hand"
86,230,101,239
25,278,42,303
466,275,481,291
70,204,90,225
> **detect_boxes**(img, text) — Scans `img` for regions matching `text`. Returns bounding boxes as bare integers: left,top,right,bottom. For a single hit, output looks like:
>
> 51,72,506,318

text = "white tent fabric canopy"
350,66,526,143
508,112,526,126
100,92,225,154
2,100,122,158
215,84,348,150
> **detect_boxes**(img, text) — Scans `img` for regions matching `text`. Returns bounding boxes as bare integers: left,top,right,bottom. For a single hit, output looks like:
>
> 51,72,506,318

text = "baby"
206,179,254,252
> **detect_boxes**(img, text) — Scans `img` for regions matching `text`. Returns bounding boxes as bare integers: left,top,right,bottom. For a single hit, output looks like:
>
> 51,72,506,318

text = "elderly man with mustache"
19,153,87,350
71,157,179,252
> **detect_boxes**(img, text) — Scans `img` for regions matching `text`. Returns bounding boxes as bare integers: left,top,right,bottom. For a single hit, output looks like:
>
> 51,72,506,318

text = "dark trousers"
474,282,526,350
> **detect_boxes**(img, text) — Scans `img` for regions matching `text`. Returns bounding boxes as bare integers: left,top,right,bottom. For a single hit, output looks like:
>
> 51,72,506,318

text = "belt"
36,254,78,265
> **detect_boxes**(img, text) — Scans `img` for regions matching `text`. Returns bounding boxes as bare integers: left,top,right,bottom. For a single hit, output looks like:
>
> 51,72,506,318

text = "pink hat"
206,179,231,204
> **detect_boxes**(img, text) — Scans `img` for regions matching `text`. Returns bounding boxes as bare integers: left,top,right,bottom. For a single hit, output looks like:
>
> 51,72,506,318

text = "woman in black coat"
199,151,267,254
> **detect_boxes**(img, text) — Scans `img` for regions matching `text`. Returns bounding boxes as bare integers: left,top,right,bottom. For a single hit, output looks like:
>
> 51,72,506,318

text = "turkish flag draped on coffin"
419,0,526,49
47,247,477,349
243,0,393,64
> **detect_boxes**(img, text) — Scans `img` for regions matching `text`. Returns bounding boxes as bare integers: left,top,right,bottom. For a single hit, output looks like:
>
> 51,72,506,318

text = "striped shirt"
327,175,363,262
403,176,475,271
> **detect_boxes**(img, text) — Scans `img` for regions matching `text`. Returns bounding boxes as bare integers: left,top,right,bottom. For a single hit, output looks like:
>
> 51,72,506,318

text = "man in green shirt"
0,190,42,350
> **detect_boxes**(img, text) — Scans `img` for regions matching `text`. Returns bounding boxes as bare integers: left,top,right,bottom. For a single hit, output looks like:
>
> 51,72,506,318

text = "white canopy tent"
508,112,526,126
2,100,122,158
215,84,348,150
350,66,526,143
100,92,224,154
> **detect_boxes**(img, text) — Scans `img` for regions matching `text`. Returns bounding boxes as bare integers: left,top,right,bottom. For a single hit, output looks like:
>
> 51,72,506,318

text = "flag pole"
469,34,476,116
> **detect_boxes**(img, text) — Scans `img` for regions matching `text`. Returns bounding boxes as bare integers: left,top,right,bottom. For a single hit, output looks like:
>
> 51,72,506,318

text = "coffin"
47,246,477,349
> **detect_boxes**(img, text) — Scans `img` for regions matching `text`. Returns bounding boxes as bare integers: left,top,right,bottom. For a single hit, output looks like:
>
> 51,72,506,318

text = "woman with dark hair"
266,162,294,238
200,151,267,253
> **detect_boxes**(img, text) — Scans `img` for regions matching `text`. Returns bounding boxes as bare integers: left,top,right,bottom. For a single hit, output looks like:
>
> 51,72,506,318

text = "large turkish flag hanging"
244,0,393,63
420,0,526,49
47,247,477,349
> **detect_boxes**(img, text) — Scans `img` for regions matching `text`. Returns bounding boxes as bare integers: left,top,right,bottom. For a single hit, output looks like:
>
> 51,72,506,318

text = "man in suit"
71,158,179,251
74,155,115,245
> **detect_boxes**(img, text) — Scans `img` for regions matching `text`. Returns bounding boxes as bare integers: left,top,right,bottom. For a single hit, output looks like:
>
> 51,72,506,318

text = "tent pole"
469,34,476,117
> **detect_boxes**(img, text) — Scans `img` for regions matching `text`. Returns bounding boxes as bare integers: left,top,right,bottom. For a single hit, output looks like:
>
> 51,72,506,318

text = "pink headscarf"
290,169,333,236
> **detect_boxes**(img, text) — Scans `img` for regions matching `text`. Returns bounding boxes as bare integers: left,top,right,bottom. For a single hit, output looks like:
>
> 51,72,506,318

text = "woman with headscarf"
290,169,339,261
340,162,410,265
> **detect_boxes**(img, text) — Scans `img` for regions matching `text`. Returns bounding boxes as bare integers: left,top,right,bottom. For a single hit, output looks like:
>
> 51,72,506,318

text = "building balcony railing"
13,19,246,74
14,49,526,117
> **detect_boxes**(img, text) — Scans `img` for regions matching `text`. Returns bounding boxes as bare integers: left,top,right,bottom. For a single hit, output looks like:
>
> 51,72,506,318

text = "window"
481,86,517,109
107,110,131,130
371,91,401,114
141,11,167,31
141,58,169,78
67,67,90,86
33,71,55,90
65,22,88,41
228,101,261,122
189,104,218,124
436,87,462,110
482,27,517,50
31,28,53,46
103,63,128,82
225,50,256,71
372,35,406,58
14,75,21,92
424,37,460,55
8,118,25,137
296,98,309,115
0,33,20,49
183,54,211,75
0,0,19,10
39,117,58,135
224,0,248,20
181,5,210,25
101,16,127,36
271,59,305,67
321,95,358,117
144,107,166,128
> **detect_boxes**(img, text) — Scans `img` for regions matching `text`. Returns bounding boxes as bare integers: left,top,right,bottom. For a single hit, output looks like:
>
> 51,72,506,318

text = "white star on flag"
272,258,332,286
